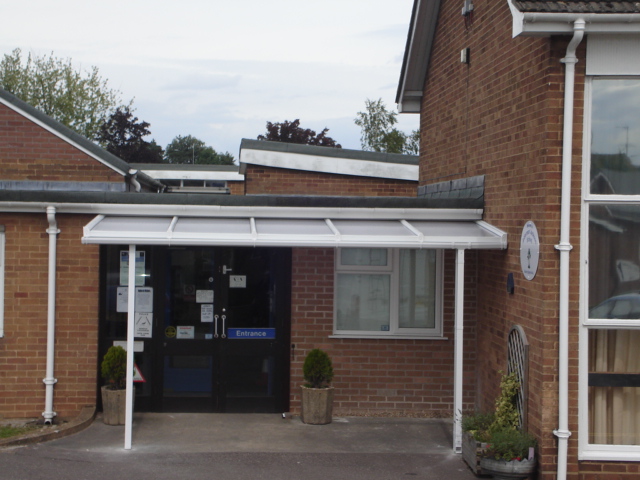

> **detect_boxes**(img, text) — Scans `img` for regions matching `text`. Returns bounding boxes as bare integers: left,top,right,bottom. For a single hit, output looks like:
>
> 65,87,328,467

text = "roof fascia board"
240,148,418,181
140,170,245,181
0,201,483,221
396,0,441,113
82,233,505,250
0,94,129,177
508,2,640,36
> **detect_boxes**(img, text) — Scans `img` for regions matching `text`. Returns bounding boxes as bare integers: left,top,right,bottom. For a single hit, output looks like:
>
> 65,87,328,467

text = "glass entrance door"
158,247,290,413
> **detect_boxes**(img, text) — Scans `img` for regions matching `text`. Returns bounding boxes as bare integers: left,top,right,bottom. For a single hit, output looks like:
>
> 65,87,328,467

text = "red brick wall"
228,180,245,195
418,0,589,477
244,164,417,196
0,213,99,419
289,248,478,416
0,103,120,419
0,103,124,182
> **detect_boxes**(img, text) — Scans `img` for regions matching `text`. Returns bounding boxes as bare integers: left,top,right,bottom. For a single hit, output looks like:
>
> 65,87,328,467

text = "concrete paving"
0,413,479,480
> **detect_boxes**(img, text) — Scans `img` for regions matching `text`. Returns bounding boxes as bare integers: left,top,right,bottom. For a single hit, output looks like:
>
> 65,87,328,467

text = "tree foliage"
97,107,164,163
258,119,341,148
0,48,128,141
164,135,234,165
354,98,419,155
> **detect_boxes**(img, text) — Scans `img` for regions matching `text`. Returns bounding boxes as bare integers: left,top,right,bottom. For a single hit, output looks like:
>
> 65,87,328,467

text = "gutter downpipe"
553,18,585,480
43,206,60,424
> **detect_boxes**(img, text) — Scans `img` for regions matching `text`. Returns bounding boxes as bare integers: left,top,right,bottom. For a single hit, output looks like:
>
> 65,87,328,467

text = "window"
582,76,640,459
334,248,442,338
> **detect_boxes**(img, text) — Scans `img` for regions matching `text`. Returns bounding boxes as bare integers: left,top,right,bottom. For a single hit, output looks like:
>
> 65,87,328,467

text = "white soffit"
240,148,418,182
586,34,640,75
82,214,507,250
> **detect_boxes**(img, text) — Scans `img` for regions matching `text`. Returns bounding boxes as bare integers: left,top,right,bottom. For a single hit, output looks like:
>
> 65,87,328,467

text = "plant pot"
101,385,128,426
300,385,334,425
479,457,537,480
461,431,489,475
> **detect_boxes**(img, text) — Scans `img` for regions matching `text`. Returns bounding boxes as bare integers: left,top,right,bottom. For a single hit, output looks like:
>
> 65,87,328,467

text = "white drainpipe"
553,18,585,480
42,206,60,424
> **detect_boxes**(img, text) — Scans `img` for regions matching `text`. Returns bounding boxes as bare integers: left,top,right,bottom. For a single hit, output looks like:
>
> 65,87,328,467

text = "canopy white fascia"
82,214,507,250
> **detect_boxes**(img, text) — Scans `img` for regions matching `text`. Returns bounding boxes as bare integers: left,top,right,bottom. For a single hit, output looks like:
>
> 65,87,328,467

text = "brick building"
1,84,509,449
397,0,640,478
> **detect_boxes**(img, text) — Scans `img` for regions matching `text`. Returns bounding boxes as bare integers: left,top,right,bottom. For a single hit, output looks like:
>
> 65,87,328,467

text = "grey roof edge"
130,163,240,172
0,88,163,190
239,139,419,166
512,0,640,14
0,190,483,210
396,0,442,112
418,175,485,202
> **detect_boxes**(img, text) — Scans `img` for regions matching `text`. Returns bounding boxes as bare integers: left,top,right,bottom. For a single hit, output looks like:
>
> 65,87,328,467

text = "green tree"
97,107,164,163
354,98,419,155
164,135,234,165
258,119,341,147
0,48,129,141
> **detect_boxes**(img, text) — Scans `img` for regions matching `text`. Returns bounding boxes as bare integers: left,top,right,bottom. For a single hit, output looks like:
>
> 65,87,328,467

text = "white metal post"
124,245,136,450
453,248,466,452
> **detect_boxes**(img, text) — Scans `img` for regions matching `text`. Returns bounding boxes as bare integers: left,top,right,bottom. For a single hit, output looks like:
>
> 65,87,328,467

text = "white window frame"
579,74,640,461
332,248,444,339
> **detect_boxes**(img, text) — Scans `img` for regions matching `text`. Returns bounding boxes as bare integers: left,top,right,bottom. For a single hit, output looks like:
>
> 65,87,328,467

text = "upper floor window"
590,78,640,195
334,248,442,338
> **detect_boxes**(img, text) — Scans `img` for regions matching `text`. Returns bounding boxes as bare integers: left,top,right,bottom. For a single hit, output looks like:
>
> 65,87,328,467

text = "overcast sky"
3,0,418,160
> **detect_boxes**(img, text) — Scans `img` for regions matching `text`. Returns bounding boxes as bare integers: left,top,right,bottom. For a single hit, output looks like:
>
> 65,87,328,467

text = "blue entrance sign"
227,328,276,339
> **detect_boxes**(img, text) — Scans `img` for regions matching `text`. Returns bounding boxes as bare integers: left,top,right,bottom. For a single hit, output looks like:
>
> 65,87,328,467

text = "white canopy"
82,214,507,249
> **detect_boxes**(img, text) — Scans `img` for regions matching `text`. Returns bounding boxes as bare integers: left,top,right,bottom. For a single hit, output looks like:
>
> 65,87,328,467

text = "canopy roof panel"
83,214,507,250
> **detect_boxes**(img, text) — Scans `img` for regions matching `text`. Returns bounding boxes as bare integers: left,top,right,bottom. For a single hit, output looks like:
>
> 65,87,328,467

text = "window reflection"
589,206,640,319
590,79,640,195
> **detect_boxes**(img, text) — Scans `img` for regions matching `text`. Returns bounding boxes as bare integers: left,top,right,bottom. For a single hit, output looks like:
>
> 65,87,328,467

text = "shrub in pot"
300,348,334,425
100,345,128,426
480,427,537,480
476,371,537,480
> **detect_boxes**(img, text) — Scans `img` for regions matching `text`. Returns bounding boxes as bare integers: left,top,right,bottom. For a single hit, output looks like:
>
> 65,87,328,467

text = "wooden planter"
462,431,489,475
300,386,334,425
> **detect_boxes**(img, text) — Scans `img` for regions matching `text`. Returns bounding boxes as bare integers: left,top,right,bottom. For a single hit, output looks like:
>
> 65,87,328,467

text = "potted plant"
480,427,537,480
100,345,128,425
477,371,537,480
300,348,334,425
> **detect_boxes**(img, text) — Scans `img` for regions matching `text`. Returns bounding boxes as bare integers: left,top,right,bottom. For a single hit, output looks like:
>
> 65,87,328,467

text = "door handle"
221,315,227,339
214,315,219,338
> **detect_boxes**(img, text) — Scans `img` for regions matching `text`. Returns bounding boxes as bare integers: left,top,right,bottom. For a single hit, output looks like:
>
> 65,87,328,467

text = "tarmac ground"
0,411,479,480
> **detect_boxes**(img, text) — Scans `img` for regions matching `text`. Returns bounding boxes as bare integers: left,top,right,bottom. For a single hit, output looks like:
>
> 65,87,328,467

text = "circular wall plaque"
520,221,540,281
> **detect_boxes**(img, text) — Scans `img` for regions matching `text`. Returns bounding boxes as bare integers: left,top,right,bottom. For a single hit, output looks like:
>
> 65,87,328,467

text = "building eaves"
130,163,244,182
396,0,442,114
0,190,483,211
239,139,418,182
512,0,640,13
240,139,418,166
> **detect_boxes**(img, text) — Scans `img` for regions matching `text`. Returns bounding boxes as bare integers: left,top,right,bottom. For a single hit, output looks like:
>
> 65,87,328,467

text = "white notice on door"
196,290,214,303
177,326,195,339
201,304,214,323
135,312,153,338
